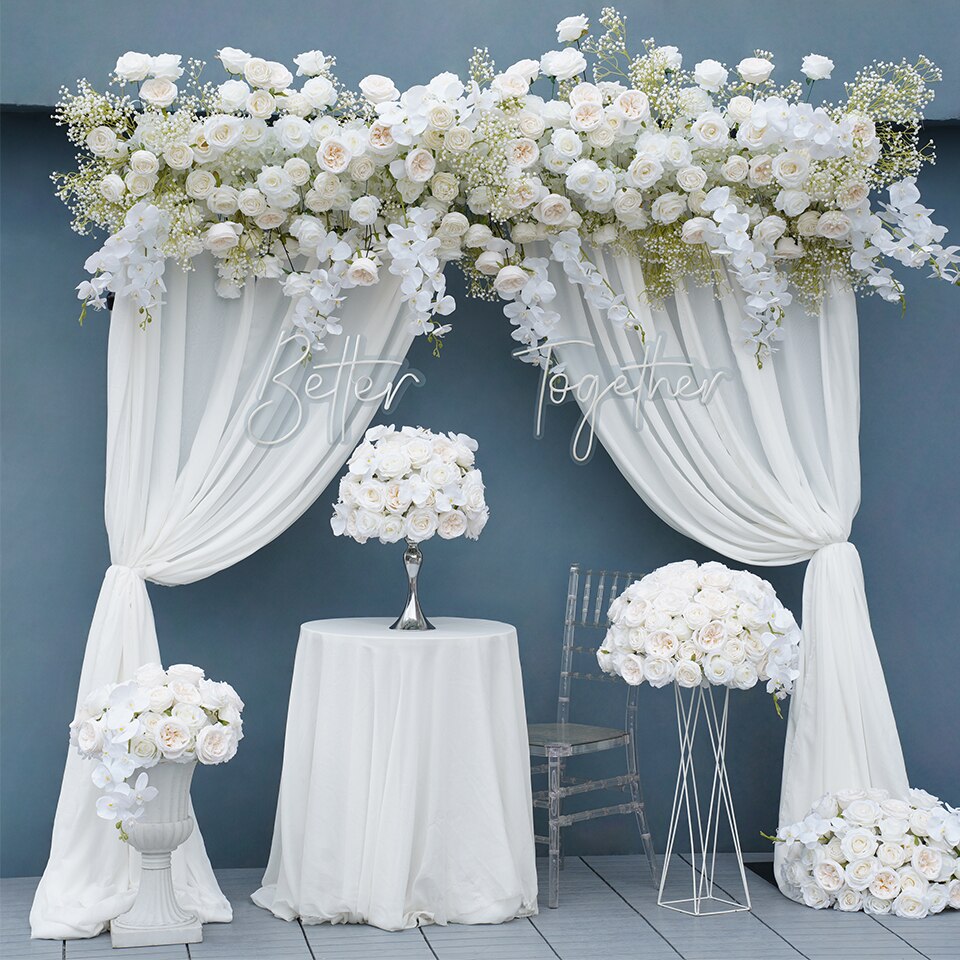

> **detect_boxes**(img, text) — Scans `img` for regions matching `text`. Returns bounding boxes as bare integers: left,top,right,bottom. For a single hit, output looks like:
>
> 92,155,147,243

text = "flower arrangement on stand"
70,662,243,947
54,11,956,367
597,559,802,916
776,787,960,918
331,425,488,629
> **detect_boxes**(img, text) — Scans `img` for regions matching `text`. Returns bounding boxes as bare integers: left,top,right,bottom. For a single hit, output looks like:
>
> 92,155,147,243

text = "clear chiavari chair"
528,564,658,908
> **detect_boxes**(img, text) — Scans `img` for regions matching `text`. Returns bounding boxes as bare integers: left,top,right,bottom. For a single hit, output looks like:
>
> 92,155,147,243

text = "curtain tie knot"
108,563,146,579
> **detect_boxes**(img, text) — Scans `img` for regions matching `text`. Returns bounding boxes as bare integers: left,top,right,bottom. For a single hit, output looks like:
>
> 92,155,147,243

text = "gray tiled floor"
2,857,957,960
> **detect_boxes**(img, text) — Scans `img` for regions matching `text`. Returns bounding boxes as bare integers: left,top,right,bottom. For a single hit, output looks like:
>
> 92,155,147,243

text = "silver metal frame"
657,684,751,916
529,564,658,908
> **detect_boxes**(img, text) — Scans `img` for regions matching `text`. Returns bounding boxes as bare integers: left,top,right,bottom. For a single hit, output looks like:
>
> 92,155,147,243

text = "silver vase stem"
390,539,435,631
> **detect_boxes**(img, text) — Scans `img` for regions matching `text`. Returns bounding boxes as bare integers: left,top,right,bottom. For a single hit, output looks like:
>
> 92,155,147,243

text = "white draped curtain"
547,252,909,897
31,255,412,939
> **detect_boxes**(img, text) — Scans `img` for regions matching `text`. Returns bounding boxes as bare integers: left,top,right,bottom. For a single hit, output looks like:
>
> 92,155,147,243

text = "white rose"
690,112,729,149
493,265,528,298
534,193,572,226
754,215,787,246
130,735,161,767
85,126,118,156
774,237,805,259
444,126,473,152
195,724,238,765
626,155,663,189
845,798,882,827
775,188,811,217
246,89,276,119
651,192,686,224
911,845,943,881
171,702,208,730
115,51,154,82
218,47,251,74
801,54,835,81
892,892,928,919
726,95,755,126
127,150,159,178
405,508,439,543
360,74,400,104
403,148,436,183
551,128,583,163
517,110,546,140
813,859,844,892
301,76,338,110
204,222,243,256
438,212,469,237
643,658,675,688
816,211,852,240
877,842,908,868
123,170,157,197
835,887,862,912
720,155,749,183
491,71,529,99
556,14,589,42
837,179,870,210
349,195,381,226
162,143,194,170
540,48,587,81
772,150,810,188
98,173,126,203
218,78,250,112
346,257,380,286
207,186,239,216
273,115,310,153
155,718,192,760
748,154,774,186
236,188,267,217
475,251,504,276
140,78,178,108
317,137,351,174
704,655,735,685
676,166,707,192
693,59,729,93
437,510,468,540
796,210,822,236
615,90,650,122
242,57,274,89
587,123,615,149
76,718,104,754
293,49,327,77
737,57,775,84
674,659,703,688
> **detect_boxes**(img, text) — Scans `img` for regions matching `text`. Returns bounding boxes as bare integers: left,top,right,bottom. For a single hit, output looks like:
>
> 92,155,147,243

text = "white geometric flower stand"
657,683,751,916
111,761,203,948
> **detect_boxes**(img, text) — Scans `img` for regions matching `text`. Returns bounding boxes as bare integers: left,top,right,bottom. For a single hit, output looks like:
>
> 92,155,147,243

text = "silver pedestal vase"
111,761,203,948
390,539,434,630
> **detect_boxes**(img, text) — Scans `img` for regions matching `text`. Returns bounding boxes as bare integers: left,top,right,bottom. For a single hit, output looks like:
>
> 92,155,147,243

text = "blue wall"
1,3,959,879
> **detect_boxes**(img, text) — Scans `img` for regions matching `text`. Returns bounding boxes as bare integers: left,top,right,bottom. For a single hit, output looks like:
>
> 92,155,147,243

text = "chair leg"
625,732,658,886
548,751,561,908
558,758,565,870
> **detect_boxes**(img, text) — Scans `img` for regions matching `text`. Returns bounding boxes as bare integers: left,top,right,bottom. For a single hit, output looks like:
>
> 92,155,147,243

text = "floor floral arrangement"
70,662,243,839
55,10,957,366
776,787,960,918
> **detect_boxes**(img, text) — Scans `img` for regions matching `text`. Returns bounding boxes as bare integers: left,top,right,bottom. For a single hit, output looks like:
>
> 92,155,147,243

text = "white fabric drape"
547,252,908,897
32,255,413,939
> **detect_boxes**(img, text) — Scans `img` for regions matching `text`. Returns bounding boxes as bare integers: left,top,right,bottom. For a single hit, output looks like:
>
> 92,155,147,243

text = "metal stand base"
658,684,751,917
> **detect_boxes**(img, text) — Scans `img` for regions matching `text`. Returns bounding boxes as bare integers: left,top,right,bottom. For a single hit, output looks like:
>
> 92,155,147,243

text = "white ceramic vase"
110,760,203,948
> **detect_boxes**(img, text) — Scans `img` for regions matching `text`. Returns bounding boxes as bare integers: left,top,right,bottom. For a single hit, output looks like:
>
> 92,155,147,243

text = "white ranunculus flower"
694,59,729,92
816,210,852,240
360,74,400,104
155,718,192,760
196,724,238,765
801,54,835,81
140,78,178,108
737,57,775,84
540,48,587,81
218,47,251,74
204,222,243,256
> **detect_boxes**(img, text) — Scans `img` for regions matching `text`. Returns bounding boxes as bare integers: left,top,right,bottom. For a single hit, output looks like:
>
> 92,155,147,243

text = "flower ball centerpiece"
597,559,801,699
331,425,488,630
776,787,960,918
70,662,243,947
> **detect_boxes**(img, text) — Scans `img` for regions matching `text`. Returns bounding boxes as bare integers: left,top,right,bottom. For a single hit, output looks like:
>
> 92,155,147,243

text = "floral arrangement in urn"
597,559,801,700
332,425,487,629
55,11,956,366
70,662,243,839
776,787,960,917
331,424,488,544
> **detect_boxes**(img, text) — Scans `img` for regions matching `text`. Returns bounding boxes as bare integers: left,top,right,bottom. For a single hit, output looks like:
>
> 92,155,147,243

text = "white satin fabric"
32,257,413,939
547,252,909,897
253,618,538,931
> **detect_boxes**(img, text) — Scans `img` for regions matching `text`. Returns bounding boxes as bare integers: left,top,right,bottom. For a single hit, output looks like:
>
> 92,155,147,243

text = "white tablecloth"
252,617,538,930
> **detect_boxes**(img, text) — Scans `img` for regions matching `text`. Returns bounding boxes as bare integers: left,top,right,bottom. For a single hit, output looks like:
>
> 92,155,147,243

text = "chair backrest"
557,564,640,725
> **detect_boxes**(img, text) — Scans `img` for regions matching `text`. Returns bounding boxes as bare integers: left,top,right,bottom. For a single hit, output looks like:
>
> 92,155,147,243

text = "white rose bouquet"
331,425,488,544
70,662,243,840
776,787,960,918
597,560,801,700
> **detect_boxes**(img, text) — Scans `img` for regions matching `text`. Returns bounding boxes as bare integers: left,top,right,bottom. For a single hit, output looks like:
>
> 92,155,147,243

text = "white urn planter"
111,761,202,948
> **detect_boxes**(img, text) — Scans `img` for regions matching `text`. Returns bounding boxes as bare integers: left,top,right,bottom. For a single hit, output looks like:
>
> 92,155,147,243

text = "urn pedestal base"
110,761,204,949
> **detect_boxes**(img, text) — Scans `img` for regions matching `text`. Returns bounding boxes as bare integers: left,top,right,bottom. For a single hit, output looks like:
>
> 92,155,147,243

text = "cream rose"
346,257,380,286
493,265,529,298
195,724,238,765
816,210,852,240
404,148,436,183
155,718,192,759
204,222,243,256
535,193,572,226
